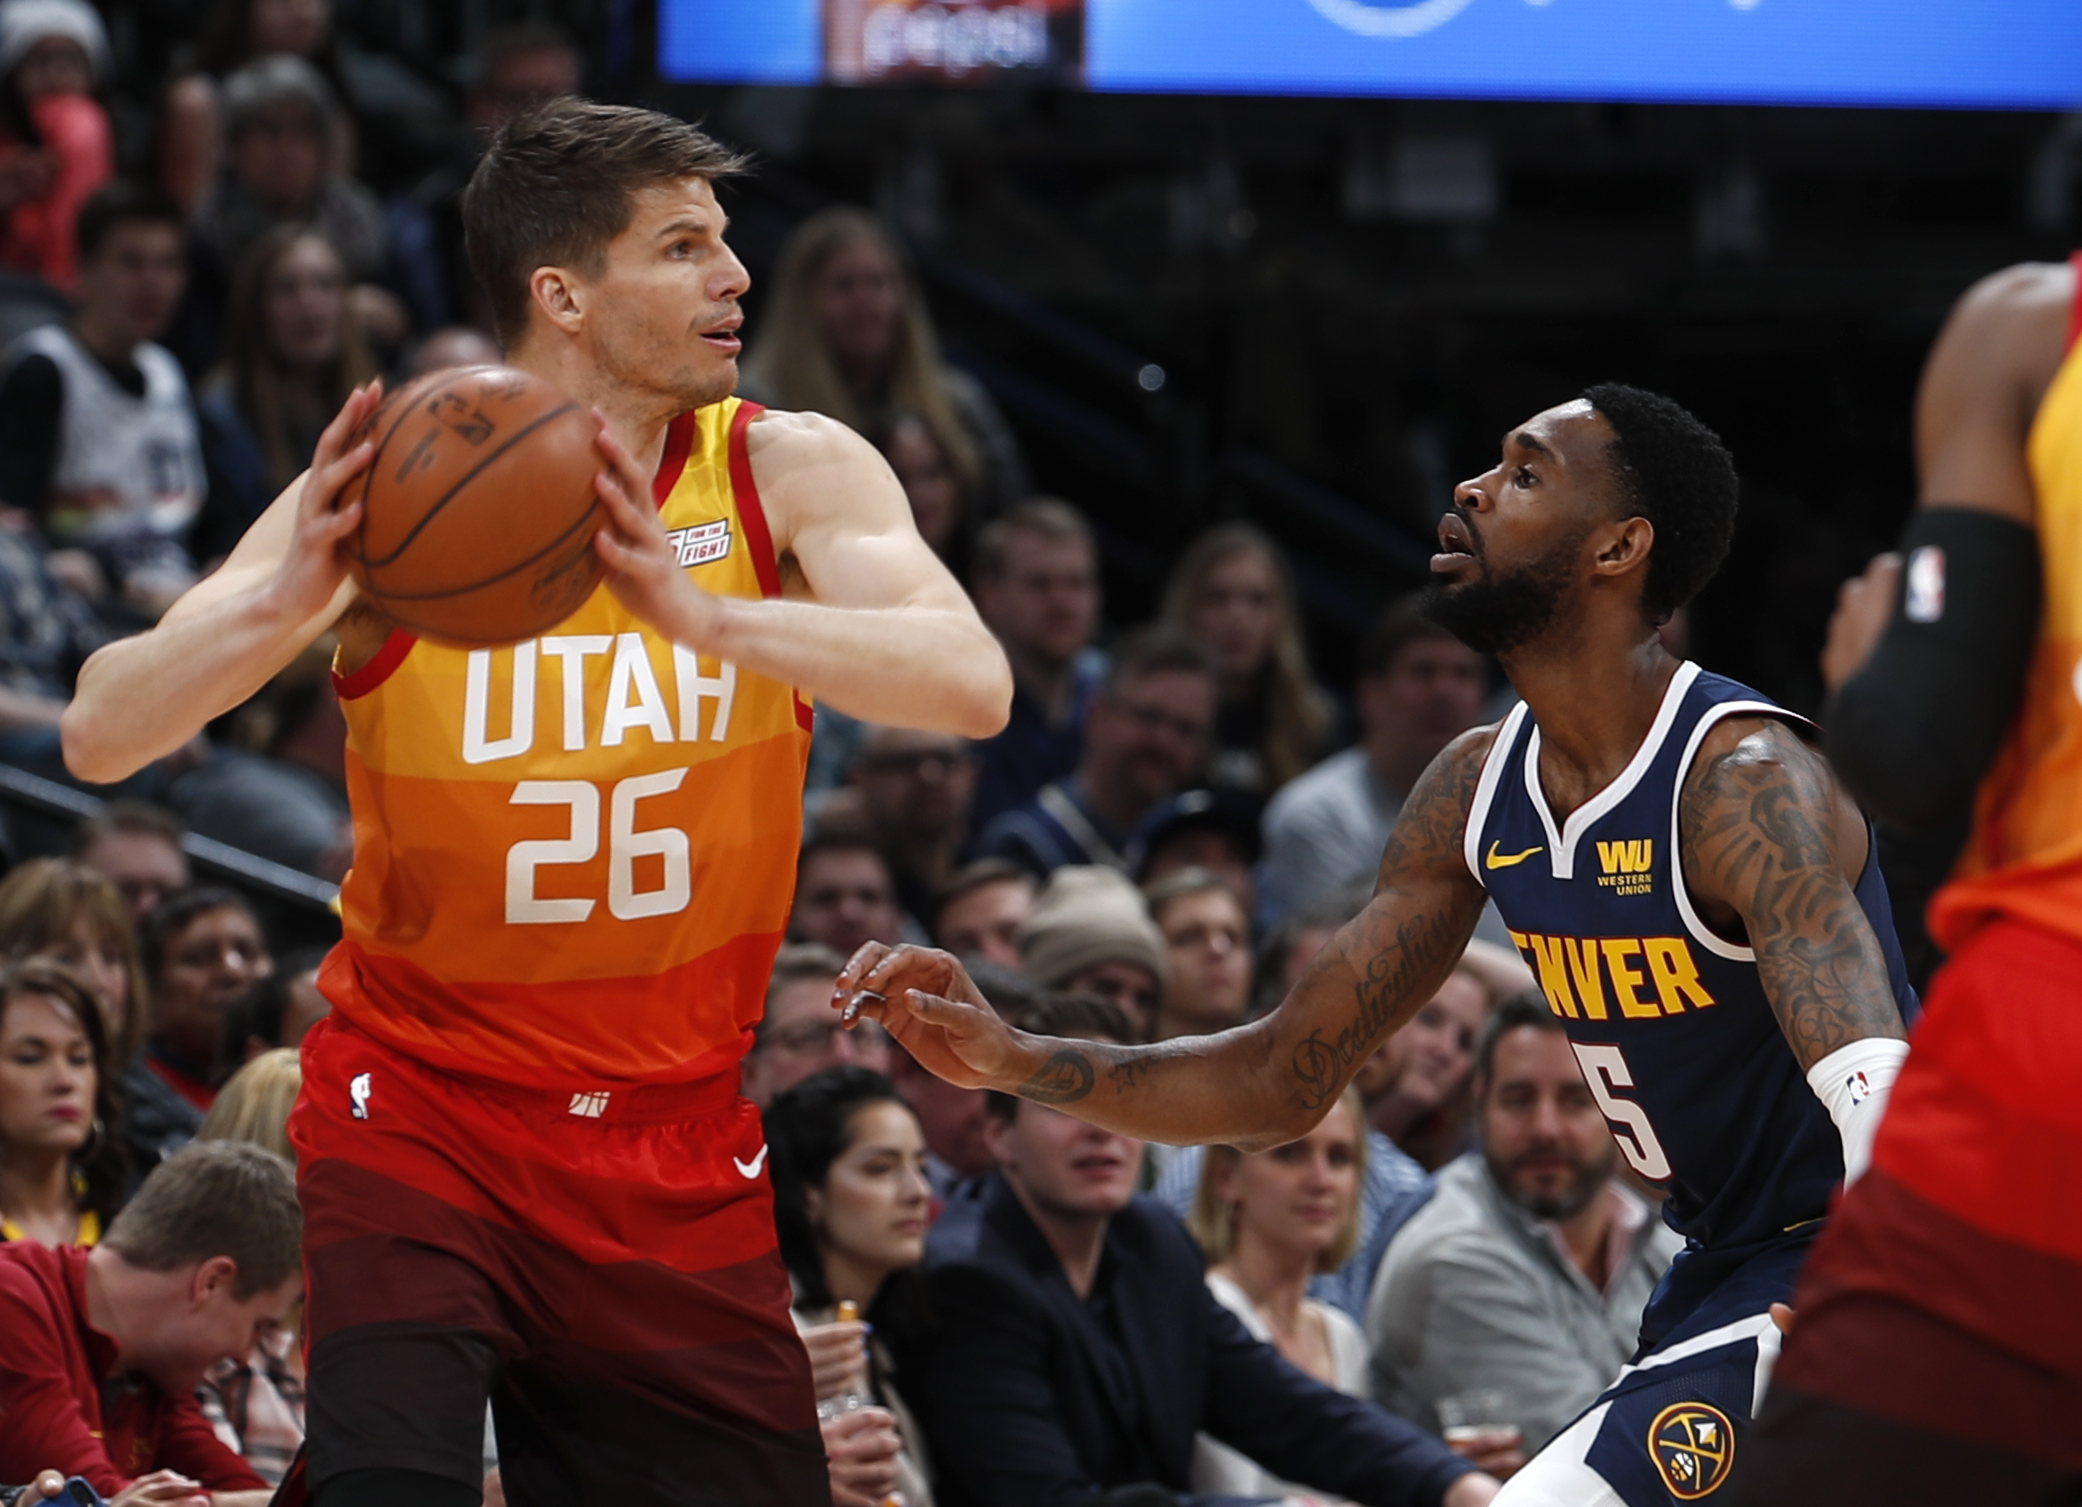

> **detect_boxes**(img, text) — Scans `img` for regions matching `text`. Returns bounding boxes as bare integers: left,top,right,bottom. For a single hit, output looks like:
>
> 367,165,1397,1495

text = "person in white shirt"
1189,1086,1516,1498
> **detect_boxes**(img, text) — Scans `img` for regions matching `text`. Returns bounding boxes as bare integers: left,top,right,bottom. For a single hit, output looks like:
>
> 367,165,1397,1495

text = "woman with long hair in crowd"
0,857,146,1075
1163,522,1335,795
194,222,377,557
0,959,126,1247
768,1064,937,1507
741,206,1030,518
1187,1083,1371,1498
864,408,973,574
194,1046,304,1482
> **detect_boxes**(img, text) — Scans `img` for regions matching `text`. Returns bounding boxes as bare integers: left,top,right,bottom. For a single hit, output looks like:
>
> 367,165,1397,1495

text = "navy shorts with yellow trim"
1492,1234,1810,1506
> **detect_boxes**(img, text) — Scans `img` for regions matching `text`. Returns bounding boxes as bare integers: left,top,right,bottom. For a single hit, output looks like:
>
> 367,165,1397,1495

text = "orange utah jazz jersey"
1930,255,2082,953
320,398,812,1090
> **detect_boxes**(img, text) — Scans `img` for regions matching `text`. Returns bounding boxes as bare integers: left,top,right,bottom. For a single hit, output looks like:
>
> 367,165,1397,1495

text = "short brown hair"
103,1141,302,1298
972,498,1094,583
463,98,749,347
0,858,146,1069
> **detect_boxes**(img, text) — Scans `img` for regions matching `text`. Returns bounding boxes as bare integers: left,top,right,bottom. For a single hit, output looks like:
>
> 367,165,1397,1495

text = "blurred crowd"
0,4,1681,1504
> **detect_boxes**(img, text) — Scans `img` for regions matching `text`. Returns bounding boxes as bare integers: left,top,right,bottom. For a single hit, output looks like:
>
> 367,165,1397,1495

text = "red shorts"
287,1014,822,1504
1747,918,2082,1498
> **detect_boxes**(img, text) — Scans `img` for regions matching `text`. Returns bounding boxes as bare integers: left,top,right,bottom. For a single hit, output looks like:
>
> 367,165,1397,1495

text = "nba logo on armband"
1845,1068,1872,1105
568,1090,611,1119
665,520,733,568
349,1072,372,1121
1905,545,1946,623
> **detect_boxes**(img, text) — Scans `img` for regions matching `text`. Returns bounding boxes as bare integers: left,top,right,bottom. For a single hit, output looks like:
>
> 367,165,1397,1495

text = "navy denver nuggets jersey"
1467,663,1918,1253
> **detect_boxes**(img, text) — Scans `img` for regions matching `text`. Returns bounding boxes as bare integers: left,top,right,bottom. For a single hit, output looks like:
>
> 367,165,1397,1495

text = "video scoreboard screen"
660,0,2082,110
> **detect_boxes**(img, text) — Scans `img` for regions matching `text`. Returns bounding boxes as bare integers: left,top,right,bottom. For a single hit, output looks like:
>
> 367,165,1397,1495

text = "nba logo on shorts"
350,1072,372,1121
1304,0,1477,38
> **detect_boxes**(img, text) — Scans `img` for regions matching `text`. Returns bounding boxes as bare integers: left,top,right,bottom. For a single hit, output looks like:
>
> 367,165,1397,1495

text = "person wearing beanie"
1015,866,1168,1039
0,0,111,289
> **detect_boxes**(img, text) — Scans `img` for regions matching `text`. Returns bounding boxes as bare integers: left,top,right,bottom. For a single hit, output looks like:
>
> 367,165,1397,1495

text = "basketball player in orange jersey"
1734,263,2082,1500
59,101,1011,1507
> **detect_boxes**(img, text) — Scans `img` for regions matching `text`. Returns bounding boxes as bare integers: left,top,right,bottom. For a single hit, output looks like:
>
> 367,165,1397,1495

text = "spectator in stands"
129,888,270,1166
1360,964,1490,1175
74,800,189,923
768,1066,935,1507
0,0,111,290
741,206,1029,517
178,57,399,376
0,524,109,778
792,829,907,958
194,223,377,557
1260,602,1485,926
1128,786,1262,915
1187,1085,1389,1496
930,858,1034,972
0,857,144,1071
0,1140,297,1502
1164,523,1335,796
391,22,580,333
865,408,970,572
217,947,325,1068
975,625,1215,876
0,182,202,615
0,961,122,1247
159,0,361,217
1144,867,1252,1043
905,993,1496,1507
1367,997,1680,1457
168,645,351,875
966,500,1104,831
1154,882,1434,1322
194,1048,303,1483
849,725,977,928
1014,865,1166,1038
743,943,892,1110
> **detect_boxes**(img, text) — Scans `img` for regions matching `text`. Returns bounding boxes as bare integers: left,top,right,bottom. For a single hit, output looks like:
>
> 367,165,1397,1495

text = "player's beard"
1422,516,1588,656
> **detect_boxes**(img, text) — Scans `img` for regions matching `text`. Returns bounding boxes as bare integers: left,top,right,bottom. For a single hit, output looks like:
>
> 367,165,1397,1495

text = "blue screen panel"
659,0,2082,111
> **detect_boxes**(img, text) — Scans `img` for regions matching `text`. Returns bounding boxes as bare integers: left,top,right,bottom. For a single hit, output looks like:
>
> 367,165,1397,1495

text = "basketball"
346,365,605,647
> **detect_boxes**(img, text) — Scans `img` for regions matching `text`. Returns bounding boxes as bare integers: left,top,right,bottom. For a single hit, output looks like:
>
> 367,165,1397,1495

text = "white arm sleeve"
1805,1037,1911,1186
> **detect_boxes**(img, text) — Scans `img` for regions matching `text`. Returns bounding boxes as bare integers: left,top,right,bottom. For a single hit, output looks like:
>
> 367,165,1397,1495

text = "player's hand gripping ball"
346,365,605,646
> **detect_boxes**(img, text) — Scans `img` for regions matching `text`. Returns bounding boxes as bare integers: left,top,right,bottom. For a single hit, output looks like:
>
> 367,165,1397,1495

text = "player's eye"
1515,465,1537,488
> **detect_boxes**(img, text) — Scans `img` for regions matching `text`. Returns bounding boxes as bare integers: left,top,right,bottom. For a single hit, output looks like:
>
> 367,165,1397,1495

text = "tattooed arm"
1679,717,1908,1070
834,729,1496,1152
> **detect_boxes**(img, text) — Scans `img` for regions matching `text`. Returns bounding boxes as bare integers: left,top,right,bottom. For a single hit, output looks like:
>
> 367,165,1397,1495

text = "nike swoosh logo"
734,1144,769,1180
1485,840,1545,870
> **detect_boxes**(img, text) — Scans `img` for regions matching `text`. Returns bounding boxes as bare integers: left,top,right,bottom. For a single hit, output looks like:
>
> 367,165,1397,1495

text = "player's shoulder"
741,404,880,473
1684,714,1827,800
1934,258,2074,386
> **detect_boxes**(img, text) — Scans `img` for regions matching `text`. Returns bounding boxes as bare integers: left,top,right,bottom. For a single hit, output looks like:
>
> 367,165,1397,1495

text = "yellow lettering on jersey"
1600,938,1661,1018
1595,838,1656,896
1644,936,1716,1013
1528,933,1579,1019
1507,934,1719,1022
1564,936,1610,1020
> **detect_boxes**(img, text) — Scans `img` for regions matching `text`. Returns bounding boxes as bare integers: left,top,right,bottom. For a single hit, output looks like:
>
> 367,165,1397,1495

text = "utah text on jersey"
460,637,739,761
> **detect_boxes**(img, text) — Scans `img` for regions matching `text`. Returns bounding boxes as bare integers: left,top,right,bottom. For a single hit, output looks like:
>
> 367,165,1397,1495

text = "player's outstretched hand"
1820,551,1903,692
835,943,1015,1092
589,412,724,650
262,380,381,624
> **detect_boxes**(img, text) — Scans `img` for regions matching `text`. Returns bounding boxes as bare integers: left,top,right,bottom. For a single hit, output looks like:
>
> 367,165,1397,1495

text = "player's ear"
529,265,586,336
1593,515,1654,580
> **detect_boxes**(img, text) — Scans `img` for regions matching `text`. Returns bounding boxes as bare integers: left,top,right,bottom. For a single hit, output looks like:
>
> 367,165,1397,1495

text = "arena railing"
0,761,342,950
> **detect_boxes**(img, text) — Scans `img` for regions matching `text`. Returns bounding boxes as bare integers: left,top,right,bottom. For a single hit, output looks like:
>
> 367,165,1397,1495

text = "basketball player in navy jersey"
837,384,1920,1507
